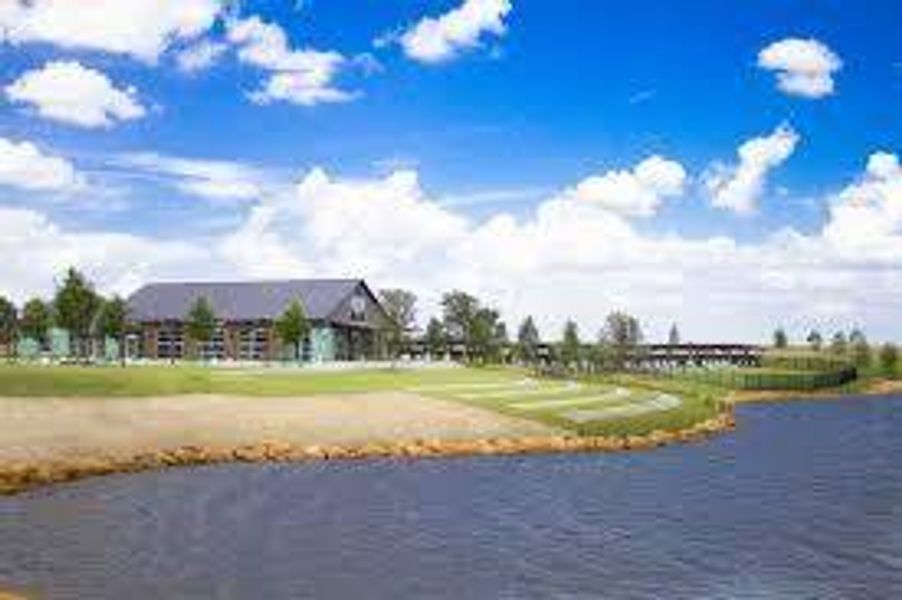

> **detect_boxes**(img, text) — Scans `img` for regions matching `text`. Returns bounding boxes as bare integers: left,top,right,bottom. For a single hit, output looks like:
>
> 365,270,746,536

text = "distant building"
126,279,391,362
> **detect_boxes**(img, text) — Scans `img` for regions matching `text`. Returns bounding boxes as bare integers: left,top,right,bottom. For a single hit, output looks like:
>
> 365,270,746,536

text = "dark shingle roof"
127,279,362,323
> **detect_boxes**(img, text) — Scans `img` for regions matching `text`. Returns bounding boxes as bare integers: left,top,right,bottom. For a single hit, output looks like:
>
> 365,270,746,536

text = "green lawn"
412,371,725,436
0,363,727,436
0,364,517,397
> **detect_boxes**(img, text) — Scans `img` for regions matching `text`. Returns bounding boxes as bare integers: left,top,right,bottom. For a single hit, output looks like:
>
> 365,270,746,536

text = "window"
157,327,184,359
239,327,269,360
350,295,366,322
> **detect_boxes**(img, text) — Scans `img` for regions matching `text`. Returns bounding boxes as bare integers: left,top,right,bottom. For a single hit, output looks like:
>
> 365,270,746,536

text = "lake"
2,396,901,599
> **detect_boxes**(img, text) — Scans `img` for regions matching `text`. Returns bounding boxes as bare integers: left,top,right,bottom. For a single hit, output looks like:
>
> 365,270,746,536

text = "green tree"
275,300,310,361
599,311,643,371
53,267,100,360
830,331,848,355
806,329,823,351
470,307,505,363
516,316,541,364
96,296,129,365
379,289,417,358
425,317,446,359
560,320,581,370
441,290,480,358
20,298,51,350
0,296,17,361
773,327,788,349
849,329,871,369
186,296,217,360
878,343,898,378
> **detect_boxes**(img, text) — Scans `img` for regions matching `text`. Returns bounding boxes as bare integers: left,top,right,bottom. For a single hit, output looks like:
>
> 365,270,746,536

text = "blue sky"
0,0,899,341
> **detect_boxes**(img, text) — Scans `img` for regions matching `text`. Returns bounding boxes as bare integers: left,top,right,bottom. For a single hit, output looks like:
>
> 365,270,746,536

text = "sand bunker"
0,392,562,465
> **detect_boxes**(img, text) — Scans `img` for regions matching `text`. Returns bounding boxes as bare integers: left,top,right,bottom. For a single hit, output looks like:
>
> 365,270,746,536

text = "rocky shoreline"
0,412,735,496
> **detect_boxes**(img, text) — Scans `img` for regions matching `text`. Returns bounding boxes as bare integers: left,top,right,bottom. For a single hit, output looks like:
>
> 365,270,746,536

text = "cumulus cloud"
822,151,902,260
0,0,220,62
563,156,687,217
0,137,83,192
4,152,902,341
226,16,354,106
397,0,512,64
0,206,210,302
758,37,842,98
703,124,800,214
5,61,146,129
113,152,265,202
175,39,227,73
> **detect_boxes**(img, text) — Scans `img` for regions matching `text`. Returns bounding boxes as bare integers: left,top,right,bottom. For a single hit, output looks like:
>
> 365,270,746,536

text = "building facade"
126,279,391,362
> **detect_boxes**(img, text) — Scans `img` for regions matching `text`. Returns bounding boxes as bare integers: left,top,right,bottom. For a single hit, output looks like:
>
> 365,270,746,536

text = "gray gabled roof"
127,279,364,323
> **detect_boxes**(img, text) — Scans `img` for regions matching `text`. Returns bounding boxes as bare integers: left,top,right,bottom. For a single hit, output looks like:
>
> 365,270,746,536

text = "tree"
20,298,51,351
879,343,898,378
830,331,848,355
516,316,541,365
441,290,480,358
53,268,100,361
0,296,17,361
425,317,446,359
560,320,581,370
186,296,217,360
773,327,788,349
599,311,642,371
806,330,823,351
470,306,505,363
379,289,417,358
668,323,680,346
96,296,129,365
275,300,311,362
849,329,871,369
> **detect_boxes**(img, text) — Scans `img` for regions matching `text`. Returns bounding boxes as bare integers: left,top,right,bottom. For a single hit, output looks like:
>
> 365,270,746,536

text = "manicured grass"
420,372,726,437
0,363,728,437
0,364,518,398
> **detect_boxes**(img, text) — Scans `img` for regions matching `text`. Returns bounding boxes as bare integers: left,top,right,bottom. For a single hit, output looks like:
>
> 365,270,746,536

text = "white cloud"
0,206,210,302
703,124,800,214
758,38,842,99
822,151,902,260
564,155,687,217
114,152,264,202
6,61,146,128
0,0,221,62
226,16,354,106
175,39,227,73
0,137,83,192
4,152,902,342
398,0,512,64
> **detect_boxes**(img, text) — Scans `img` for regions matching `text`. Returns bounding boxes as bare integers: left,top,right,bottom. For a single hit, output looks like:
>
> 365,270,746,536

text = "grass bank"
0,364,517,397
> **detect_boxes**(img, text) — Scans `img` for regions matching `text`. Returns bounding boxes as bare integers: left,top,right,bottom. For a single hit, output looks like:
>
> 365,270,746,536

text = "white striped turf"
561,394,682,423
457,382,583,400
408,379,534,393
508,387,631,411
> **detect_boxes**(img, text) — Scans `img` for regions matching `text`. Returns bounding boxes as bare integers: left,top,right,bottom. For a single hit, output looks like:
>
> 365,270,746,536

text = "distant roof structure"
127,279,369,323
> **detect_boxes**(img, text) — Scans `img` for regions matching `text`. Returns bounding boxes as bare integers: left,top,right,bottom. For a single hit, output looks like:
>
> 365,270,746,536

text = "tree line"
377,288,646,372
772,326,899,376
0,268,128,363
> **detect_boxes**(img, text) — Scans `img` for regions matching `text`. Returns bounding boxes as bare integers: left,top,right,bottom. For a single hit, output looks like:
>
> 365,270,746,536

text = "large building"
126,279,391,362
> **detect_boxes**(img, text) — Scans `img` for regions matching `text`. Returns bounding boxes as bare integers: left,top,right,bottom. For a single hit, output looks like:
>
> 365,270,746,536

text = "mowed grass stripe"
457,383,583,400
561,394,682,423
409,379,532,393
509,388,632,411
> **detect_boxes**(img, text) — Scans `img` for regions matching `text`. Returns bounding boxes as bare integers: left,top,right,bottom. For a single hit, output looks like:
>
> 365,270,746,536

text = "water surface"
2,396,901,599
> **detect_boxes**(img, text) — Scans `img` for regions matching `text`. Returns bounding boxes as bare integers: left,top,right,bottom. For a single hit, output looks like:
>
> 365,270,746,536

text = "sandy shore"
0,392,734,495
